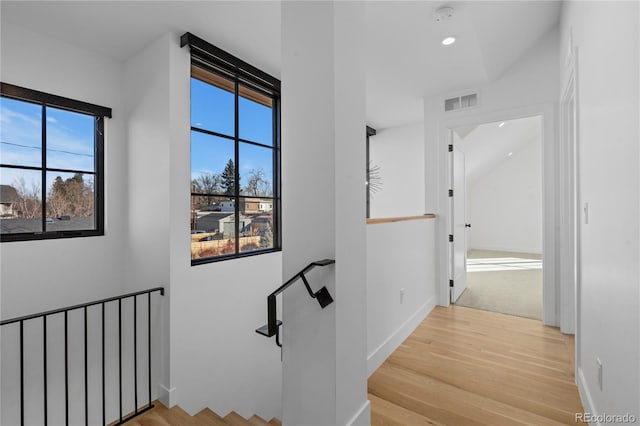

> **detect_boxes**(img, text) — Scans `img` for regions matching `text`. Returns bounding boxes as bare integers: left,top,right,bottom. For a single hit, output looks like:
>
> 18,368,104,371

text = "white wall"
0,21,133,426
366,219,437,375
467,137,542,254
123,33,283,420
369,122,425,218
424,27,560,324
560,1,640,419
281,2,369,425
0,22,127,318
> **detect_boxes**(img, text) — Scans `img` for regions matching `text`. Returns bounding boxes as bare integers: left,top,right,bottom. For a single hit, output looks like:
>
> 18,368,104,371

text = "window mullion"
41,104,47,232
234,76,240,255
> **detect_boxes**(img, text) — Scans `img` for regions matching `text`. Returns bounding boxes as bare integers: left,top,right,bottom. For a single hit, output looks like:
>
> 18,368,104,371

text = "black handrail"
256,259,335,347
0,286,164,426
0,287,164,325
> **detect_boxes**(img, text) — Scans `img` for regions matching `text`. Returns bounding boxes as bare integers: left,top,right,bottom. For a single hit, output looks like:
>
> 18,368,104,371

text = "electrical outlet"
597,358,603,390
400,288,405,304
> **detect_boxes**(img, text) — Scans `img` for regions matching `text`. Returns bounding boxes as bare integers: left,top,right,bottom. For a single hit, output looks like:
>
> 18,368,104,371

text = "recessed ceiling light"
507,152,513,157
498,122,505,128
442,36,456,46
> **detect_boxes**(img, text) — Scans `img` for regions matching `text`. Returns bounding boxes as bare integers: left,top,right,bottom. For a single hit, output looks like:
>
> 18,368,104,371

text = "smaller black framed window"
0,82,111,242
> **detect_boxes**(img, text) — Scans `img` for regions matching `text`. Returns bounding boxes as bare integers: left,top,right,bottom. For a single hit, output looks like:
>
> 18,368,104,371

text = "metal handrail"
255,259,335,347
0,286,164,426
0,287,164,325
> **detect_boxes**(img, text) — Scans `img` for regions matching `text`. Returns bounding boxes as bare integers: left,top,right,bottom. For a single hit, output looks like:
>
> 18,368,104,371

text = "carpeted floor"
454,249,543,320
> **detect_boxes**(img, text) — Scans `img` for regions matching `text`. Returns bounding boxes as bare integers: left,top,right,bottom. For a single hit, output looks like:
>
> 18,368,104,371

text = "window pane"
239,85,273,146
239,197,274,253
191,76,234,137
0,167,42,234
45,171,95,231
239,143,273,197
0,97,42,167
46,107,95,172
191,132,236,196
191,196,237,260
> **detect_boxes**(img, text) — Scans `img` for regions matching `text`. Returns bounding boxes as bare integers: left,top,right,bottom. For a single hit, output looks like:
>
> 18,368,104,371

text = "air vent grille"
444,93,478,112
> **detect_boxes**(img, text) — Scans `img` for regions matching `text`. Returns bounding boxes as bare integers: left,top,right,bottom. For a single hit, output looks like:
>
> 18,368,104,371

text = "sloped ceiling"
1,1,560,130
454,115,542,183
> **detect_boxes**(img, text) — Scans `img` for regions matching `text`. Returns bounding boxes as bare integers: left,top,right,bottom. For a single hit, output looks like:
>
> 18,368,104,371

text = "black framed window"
0,83,111,242
182,33,281,264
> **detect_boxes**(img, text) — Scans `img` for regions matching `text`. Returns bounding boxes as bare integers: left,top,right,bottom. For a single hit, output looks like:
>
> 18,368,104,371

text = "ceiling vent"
444,93,478,112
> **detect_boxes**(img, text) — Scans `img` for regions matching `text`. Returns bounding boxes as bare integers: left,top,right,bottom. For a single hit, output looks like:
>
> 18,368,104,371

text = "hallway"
368,306,583,425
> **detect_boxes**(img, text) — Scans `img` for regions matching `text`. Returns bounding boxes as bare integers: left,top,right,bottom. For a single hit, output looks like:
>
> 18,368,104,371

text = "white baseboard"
346,400,370,426
577,367,599,425
367,297,436,376
158,383,177,408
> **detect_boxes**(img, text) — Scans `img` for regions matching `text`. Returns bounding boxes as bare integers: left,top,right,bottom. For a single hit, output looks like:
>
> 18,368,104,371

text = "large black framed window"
182,33,281,264
0,83,111,242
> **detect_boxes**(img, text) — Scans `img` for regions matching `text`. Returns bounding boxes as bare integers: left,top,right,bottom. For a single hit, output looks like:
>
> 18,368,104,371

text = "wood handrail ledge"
367,214,436,225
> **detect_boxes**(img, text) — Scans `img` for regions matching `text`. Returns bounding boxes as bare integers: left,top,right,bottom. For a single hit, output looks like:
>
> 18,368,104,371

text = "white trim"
367,297,436,376
577,367,599,425
435,103,559,327
158,383,176,408
558,46,579,336
346,400,371,426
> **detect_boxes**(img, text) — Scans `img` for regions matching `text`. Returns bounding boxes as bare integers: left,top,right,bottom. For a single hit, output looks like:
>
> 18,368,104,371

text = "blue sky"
0,97,95,196
0,78,275,197
190,78,275,193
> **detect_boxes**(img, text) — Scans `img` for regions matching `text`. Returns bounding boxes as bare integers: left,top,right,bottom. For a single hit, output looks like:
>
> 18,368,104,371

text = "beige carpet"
454,249,543,320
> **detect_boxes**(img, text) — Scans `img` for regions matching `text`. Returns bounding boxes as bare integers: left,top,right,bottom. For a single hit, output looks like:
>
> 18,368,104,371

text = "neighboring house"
240,198,273,214
0,185,20,217
219,200,235,212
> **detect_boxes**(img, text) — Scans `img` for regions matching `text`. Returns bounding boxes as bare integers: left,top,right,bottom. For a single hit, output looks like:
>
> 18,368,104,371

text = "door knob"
465,223,471,228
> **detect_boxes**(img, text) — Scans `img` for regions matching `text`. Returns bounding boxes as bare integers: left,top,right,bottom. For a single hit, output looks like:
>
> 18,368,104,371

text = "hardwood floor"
368,305,583,425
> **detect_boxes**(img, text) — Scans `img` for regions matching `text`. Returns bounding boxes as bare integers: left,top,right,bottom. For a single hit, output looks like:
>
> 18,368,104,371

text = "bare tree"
244,168,272,197
47,173,94,218
12,176,41,219
192,172,223,194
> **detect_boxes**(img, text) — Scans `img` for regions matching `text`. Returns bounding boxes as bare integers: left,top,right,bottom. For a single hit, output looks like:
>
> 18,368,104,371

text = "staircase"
124,402,281,426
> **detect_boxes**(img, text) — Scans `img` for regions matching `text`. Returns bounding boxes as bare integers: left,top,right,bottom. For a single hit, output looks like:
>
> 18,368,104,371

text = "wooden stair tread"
248,414,271,426
123,401,277,426
195,407,228,426
224,411,253,426
152,403,199,426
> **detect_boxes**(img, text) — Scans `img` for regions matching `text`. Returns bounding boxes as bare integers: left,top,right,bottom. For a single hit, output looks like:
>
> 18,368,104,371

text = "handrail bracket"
255,259,335,347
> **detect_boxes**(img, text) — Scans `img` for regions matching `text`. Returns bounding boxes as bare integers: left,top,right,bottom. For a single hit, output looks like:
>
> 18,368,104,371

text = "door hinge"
448,144,453,152
449,279,454,287
449,234,454,242
448,189,453,197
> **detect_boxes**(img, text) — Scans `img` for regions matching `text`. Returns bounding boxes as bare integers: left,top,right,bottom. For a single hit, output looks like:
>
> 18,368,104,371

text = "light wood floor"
368,305,584,425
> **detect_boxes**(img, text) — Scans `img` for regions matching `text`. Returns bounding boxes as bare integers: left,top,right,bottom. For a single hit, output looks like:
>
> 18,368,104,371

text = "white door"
451,146,468,302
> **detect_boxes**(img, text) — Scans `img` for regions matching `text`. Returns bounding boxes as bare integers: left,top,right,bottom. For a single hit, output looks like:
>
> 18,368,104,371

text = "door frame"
559,44,581,369
436,102,559,327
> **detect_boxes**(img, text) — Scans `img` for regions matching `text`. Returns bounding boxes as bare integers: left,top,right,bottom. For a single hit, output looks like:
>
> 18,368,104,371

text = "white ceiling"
1,1,561,129
454,115,542,183
364,1,561,128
